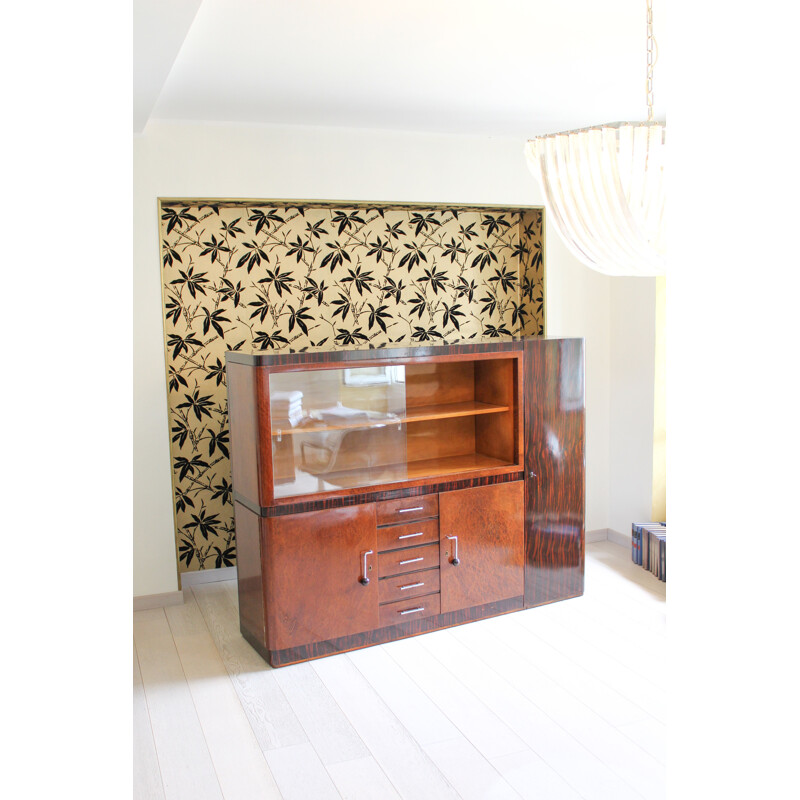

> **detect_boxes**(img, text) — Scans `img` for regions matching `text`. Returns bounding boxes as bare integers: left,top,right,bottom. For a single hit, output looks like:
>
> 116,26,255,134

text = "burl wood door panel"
263,504,379,650
439,481,524,613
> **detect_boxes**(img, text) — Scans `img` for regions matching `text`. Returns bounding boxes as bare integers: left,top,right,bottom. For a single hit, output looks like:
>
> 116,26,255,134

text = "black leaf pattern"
159,201,544,575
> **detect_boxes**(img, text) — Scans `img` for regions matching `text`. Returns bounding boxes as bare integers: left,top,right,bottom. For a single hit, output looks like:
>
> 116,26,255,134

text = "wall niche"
158,199,545,579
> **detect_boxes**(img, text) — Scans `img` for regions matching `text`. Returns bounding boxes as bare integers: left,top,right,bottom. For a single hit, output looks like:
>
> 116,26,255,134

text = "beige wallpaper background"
158,200,545,579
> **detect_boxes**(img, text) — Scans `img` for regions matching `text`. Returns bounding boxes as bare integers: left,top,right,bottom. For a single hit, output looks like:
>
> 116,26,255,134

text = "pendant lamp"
524,0,665,276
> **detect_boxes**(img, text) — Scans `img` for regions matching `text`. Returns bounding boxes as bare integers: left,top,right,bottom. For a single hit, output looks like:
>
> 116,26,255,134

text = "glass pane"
269,365,408,497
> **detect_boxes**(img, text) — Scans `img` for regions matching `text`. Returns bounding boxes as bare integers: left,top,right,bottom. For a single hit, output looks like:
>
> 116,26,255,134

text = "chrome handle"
359,550,373,585
399,606,425,615
446,535,460,565
397,506,424,514
398,531,424,540
399,581,425,591
399,556,424,565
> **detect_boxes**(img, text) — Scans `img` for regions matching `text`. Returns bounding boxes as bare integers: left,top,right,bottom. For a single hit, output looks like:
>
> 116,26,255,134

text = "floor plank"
133,541,666,800
383,633,528,760
438,623,666,800
133,640,166,800
164,594,283,799
326,754,403,800
412,623,647,800
490,749,584,800
271,660,369,765
422,736,523,800
264,742,341,800
191,582,308,751
348,643,461,746
312,653,462,800
133,609,223,800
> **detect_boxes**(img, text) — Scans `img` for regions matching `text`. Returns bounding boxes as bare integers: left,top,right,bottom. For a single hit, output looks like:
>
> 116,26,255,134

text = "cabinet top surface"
225,335,580,367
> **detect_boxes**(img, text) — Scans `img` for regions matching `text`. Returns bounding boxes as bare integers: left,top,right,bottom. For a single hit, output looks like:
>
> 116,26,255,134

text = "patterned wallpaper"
158,200,545,579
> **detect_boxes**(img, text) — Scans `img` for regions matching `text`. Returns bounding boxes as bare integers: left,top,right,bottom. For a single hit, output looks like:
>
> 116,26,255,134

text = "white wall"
133,119,648,596
608,277,657,536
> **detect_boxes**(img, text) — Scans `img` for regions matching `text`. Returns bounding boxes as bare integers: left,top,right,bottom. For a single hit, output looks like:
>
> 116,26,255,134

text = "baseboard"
607,528,629,547
586,528,632,547
133,590,184,611
180,566,238,588
586,528,610,543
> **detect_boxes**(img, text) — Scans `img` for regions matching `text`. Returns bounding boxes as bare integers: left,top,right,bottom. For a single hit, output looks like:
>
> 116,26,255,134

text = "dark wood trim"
258,349,521,376
225,337,527,368
159,197,544,215
252,595,524,667
256,369,274,508
233,470,524,517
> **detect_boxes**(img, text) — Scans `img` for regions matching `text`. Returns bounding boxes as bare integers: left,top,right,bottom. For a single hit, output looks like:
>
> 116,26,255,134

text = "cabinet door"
523,338,585,606
264,504,379,651
439,482,524,614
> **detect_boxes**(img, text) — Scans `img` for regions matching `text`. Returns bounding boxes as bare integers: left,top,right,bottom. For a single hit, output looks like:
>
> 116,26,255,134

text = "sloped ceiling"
134,0,667,137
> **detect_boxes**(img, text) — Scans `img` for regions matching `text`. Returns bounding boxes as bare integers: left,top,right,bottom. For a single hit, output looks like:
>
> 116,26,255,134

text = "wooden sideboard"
226,336,584,667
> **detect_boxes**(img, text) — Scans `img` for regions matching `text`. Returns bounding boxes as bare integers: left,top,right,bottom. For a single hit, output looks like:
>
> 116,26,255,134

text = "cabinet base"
242,595,527,667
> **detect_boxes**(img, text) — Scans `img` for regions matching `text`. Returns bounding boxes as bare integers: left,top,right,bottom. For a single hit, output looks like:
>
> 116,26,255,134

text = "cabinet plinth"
226,337,584,666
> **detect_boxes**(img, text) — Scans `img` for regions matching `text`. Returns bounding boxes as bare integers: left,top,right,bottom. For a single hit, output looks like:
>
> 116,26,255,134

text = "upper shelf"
271,400,510,437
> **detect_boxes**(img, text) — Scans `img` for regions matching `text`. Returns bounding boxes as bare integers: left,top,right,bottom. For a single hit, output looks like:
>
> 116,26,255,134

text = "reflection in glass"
270,366,408,497
267,359,518,499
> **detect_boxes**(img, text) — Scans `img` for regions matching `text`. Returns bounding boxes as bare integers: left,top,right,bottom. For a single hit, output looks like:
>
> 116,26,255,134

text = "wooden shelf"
307,452,517,486
271,401,509,437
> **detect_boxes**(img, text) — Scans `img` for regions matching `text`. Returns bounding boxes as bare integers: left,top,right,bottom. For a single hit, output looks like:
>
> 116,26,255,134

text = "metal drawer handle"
446,535,460,565
398,531,424,540
399,556,424,565
359,550,373,585
397,506,424,514
399,581,425,591
399,606,425,615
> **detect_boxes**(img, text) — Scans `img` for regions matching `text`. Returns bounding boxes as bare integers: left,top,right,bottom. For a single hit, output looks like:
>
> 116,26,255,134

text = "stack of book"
631,522,666,582
271,390,305,429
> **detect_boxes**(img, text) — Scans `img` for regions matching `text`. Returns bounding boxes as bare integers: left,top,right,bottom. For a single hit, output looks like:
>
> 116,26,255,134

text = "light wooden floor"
134,540,666,800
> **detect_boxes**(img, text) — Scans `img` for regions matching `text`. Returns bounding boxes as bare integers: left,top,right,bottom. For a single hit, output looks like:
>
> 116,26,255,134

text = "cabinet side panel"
233,502,266,647
475,358,516,463
226,361,261,508
523,339,585,606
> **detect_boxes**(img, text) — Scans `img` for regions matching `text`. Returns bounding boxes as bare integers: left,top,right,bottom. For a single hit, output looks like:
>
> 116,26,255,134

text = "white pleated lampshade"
525,122,666,277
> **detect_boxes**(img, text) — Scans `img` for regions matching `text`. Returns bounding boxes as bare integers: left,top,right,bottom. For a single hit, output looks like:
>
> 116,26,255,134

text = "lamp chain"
646,0,655,122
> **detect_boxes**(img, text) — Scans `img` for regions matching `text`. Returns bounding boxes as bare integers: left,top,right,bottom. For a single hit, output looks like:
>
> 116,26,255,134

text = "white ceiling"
134,0,667,138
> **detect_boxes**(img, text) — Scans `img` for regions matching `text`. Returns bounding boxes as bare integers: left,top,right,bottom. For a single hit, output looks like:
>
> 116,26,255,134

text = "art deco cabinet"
226,336,584,667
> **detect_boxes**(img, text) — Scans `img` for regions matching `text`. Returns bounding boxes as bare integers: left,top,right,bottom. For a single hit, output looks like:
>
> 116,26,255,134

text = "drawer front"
376,494,439,526
377,518,439,552
378,542,440,578
379,592,441,627
379,567,440,604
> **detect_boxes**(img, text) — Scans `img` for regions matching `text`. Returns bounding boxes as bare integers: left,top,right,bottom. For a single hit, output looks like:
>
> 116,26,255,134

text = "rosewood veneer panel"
523,338,585,607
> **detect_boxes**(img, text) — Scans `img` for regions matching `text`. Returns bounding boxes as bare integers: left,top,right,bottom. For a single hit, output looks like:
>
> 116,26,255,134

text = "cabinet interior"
269,356,519,498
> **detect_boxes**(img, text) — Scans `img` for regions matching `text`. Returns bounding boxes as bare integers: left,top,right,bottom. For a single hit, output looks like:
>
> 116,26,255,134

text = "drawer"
378,518,439,552
379,592,441,627
376,494,438,526
378,542,440,578
379,567,440,604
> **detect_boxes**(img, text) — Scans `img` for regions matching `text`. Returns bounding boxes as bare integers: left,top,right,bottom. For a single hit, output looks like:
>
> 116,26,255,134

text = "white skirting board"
180,566,238,588
133,590,184,612
586,528,629,547
133,567,239,611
